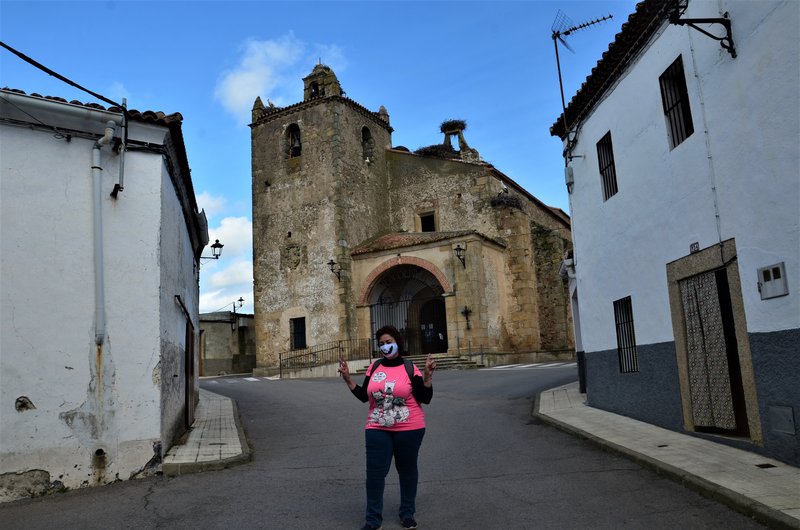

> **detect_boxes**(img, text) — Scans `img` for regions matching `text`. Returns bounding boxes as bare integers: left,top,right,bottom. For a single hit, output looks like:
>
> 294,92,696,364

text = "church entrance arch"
367,264,449,355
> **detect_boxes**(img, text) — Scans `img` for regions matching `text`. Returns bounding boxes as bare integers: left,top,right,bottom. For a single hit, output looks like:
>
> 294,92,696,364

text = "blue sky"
1,0,637,314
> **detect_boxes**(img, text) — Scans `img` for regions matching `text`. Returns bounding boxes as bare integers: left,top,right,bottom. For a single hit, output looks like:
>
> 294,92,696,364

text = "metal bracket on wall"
668,2,736,58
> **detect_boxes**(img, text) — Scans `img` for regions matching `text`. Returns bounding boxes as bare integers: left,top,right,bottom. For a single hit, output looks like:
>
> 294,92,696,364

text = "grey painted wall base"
584,330,799,466
586,341,685,431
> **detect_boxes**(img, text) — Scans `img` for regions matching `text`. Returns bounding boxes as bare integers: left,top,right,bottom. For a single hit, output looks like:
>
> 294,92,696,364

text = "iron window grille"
596,131,618,201
613,296,639,373
659,56,694,149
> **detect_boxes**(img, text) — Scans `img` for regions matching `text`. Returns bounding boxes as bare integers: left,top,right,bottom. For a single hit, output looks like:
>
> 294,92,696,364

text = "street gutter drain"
209,443,226,446
755,463,777,469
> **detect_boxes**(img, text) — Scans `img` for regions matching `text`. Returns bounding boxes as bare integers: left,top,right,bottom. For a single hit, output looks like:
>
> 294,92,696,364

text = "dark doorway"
419,299,448,354
184,322,195,430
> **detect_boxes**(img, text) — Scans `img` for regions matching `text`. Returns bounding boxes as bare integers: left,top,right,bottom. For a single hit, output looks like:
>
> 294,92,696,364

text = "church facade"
250,65,573,371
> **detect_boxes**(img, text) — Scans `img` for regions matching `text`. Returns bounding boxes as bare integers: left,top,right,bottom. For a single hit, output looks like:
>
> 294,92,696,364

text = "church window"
287,124,302,158
290,317,307,350
420,212,436,232
310,82,324,98
361,127,374,161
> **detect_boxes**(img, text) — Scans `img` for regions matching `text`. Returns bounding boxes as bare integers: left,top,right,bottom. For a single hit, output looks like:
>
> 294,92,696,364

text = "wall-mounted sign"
689,242,700,253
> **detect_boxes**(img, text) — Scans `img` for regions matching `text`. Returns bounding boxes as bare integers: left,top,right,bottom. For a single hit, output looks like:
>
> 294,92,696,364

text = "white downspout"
93,121,116,345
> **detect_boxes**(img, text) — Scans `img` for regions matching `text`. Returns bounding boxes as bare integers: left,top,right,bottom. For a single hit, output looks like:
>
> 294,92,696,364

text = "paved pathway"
163,376,799,529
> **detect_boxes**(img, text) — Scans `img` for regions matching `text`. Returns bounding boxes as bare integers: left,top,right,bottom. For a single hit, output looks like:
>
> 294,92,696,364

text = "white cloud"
196,191,227,221
200,216,254,314
209,258,253,289
215,33,305,123
200,287,253,315
215,33,348,123
207,216,252,258
108,81,130,104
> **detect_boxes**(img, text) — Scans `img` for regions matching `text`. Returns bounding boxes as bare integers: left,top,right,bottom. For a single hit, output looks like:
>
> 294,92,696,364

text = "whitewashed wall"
0,97,194,494
567,0,799,352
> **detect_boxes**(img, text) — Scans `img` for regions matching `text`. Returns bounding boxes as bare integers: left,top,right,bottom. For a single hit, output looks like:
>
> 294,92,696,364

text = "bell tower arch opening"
367,264,448,355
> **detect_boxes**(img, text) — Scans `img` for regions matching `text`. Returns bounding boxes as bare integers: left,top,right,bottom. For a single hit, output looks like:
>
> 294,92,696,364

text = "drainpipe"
93,121,116,345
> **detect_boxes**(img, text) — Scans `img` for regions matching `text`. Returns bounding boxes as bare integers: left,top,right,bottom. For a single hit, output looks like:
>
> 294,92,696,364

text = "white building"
0,89,209,499
552,0,799,465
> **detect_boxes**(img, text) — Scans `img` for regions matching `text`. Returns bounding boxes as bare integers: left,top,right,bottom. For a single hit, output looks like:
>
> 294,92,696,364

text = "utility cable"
0,40,127,116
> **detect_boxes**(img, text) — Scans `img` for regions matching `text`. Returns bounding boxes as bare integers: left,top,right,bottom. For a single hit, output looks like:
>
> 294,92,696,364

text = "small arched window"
310,82,324,98
361,126,374,161
287,124,302,158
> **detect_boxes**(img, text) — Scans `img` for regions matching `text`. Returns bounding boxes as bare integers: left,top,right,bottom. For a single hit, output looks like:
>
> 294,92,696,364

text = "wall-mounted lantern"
231,297,244,330
454,244,466,268
327,259,341,280
201,239,224,262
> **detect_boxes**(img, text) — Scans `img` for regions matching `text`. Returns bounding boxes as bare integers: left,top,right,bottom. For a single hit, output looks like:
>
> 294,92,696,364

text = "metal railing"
278,338,375,377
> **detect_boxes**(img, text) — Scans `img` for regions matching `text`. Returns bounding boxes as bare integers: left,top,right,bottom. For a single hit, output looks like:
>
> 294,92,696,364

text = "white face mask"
379,343,398,358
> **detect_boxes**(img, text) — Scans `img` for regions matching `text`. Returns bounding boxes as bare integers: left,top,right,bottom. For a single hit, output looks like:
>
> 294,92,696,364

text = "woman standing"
339,325,437,530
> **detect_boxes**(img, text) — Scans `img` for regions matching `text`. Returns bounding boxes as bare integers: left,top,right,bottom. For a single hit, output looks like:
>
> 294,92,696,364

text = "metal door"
679,269,746,433
370,295,446,355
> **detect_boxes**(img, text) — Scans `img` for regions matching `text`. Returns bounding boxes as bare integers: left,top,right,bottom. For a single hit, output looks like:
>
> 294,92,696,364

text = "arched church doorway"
368,265,448,355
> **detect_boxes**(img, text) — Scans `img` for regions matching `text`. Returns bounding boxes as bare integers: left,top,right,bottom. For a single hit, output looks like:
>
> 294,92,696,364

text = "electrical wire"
0,40,127,116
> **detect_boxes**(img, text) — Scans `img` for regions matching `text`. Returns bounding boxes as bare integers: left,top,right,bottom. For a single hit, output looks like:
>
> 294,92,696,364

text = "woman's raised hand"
338,357,351,381
424,354,437,381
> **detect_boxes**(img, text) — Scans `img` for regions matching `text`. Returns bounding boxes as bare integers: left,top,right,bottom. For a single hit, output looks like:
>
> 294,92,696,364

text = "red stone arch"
357,256,452,305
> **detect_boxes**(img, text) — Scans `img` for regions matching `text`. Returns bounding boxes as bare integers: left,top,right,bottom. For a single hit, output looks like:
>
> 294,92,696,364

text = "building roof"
1,87,184,126
550,0,672,139
250,94,393,132
0,88,208,259
351,230,506,256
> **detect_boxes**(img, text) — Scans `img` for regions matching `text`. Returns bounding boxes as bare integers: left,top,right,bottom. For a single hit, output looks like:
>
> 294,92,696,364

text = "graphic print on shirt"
369,374,410,427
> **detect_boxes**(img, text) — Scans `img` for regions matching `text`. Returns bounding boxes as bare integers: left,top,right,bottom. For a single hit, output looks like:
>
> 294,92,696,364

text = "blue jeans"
364,428,425,527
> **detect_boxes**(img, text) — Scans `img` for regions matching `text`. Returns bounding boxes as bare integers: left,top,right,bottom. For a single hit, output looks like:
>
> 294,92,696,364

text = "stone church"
250,64,573,371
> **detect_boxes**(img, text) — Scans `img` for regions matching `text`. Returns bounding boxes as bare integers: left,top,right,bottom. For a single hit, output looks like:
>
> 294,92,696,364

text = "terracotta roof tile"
1,87,183,126
550,0,671,138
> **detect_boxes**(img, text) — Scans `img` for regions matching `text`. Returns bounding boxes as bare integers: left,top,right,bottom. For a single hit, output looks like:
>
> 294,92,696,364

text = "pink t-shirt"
365,363,426,431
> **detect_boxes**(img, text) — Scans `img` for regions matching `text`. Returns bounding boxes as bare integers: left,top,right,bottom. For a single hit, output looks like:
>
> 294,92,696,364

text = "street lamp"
201,239,224,261
231,297,244,330
454,244,466,268
327,259,341,280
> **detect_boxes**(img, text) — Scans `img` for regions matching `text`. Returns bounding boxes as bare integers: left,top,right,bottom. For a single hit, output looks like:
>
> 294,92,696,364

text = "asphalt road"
0,364,765,529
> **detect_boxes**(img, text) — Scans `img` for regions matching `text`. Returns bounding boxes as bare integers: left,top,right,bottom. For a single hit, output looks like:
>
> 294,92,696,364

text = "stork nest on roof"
414,143,460,159
440,119,467,133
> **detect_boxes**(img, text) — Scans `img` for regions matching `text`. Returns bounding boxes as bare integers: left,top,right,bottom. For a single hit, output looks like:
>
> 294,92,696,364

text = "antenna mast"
551,11,613,163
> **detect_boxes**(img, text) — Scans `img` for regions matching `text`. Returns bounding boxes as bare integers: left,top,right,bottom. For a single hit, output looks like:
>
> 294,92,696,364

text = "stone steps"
355,353,482,374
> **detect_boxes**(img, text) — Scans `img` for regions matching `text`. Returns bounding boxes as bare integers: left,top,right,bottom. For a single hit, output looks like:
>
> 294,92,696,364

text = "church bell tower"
250,64,393,371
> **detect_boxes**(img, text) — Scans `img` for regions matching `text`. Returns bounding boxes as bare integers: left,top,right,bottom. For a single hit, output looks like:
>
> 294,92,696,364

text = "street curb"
532,393,799,530
162,397,252,477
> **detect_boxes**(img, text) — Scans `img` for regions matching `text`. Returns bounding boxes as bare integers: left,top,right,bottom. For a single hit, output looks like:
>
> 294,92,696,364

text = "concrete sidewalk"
162,389,251,476
535,382,800,529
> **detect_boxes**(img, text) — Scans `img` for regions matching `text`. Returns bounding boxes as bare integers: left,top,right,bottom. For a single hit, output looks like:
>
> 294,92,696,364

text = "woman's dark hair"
375,325,405,354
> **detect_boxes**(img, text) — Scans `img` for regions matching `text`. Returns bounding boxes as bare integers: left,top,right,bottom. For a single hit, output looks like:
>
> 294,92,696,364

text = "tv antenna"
551,11,613,162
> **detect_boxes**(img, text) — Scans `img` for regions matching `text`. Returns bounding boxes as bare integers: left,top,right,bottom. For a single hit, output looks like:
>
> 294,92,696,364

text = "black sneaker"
400,517,418,529
360,524,382,530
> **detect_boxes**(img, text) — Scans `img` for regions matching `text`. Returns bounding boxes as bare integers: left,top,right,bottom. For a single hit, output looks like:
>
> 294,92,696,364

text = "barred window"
614,296,639,373
659,56,694,149
596,131,618,201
